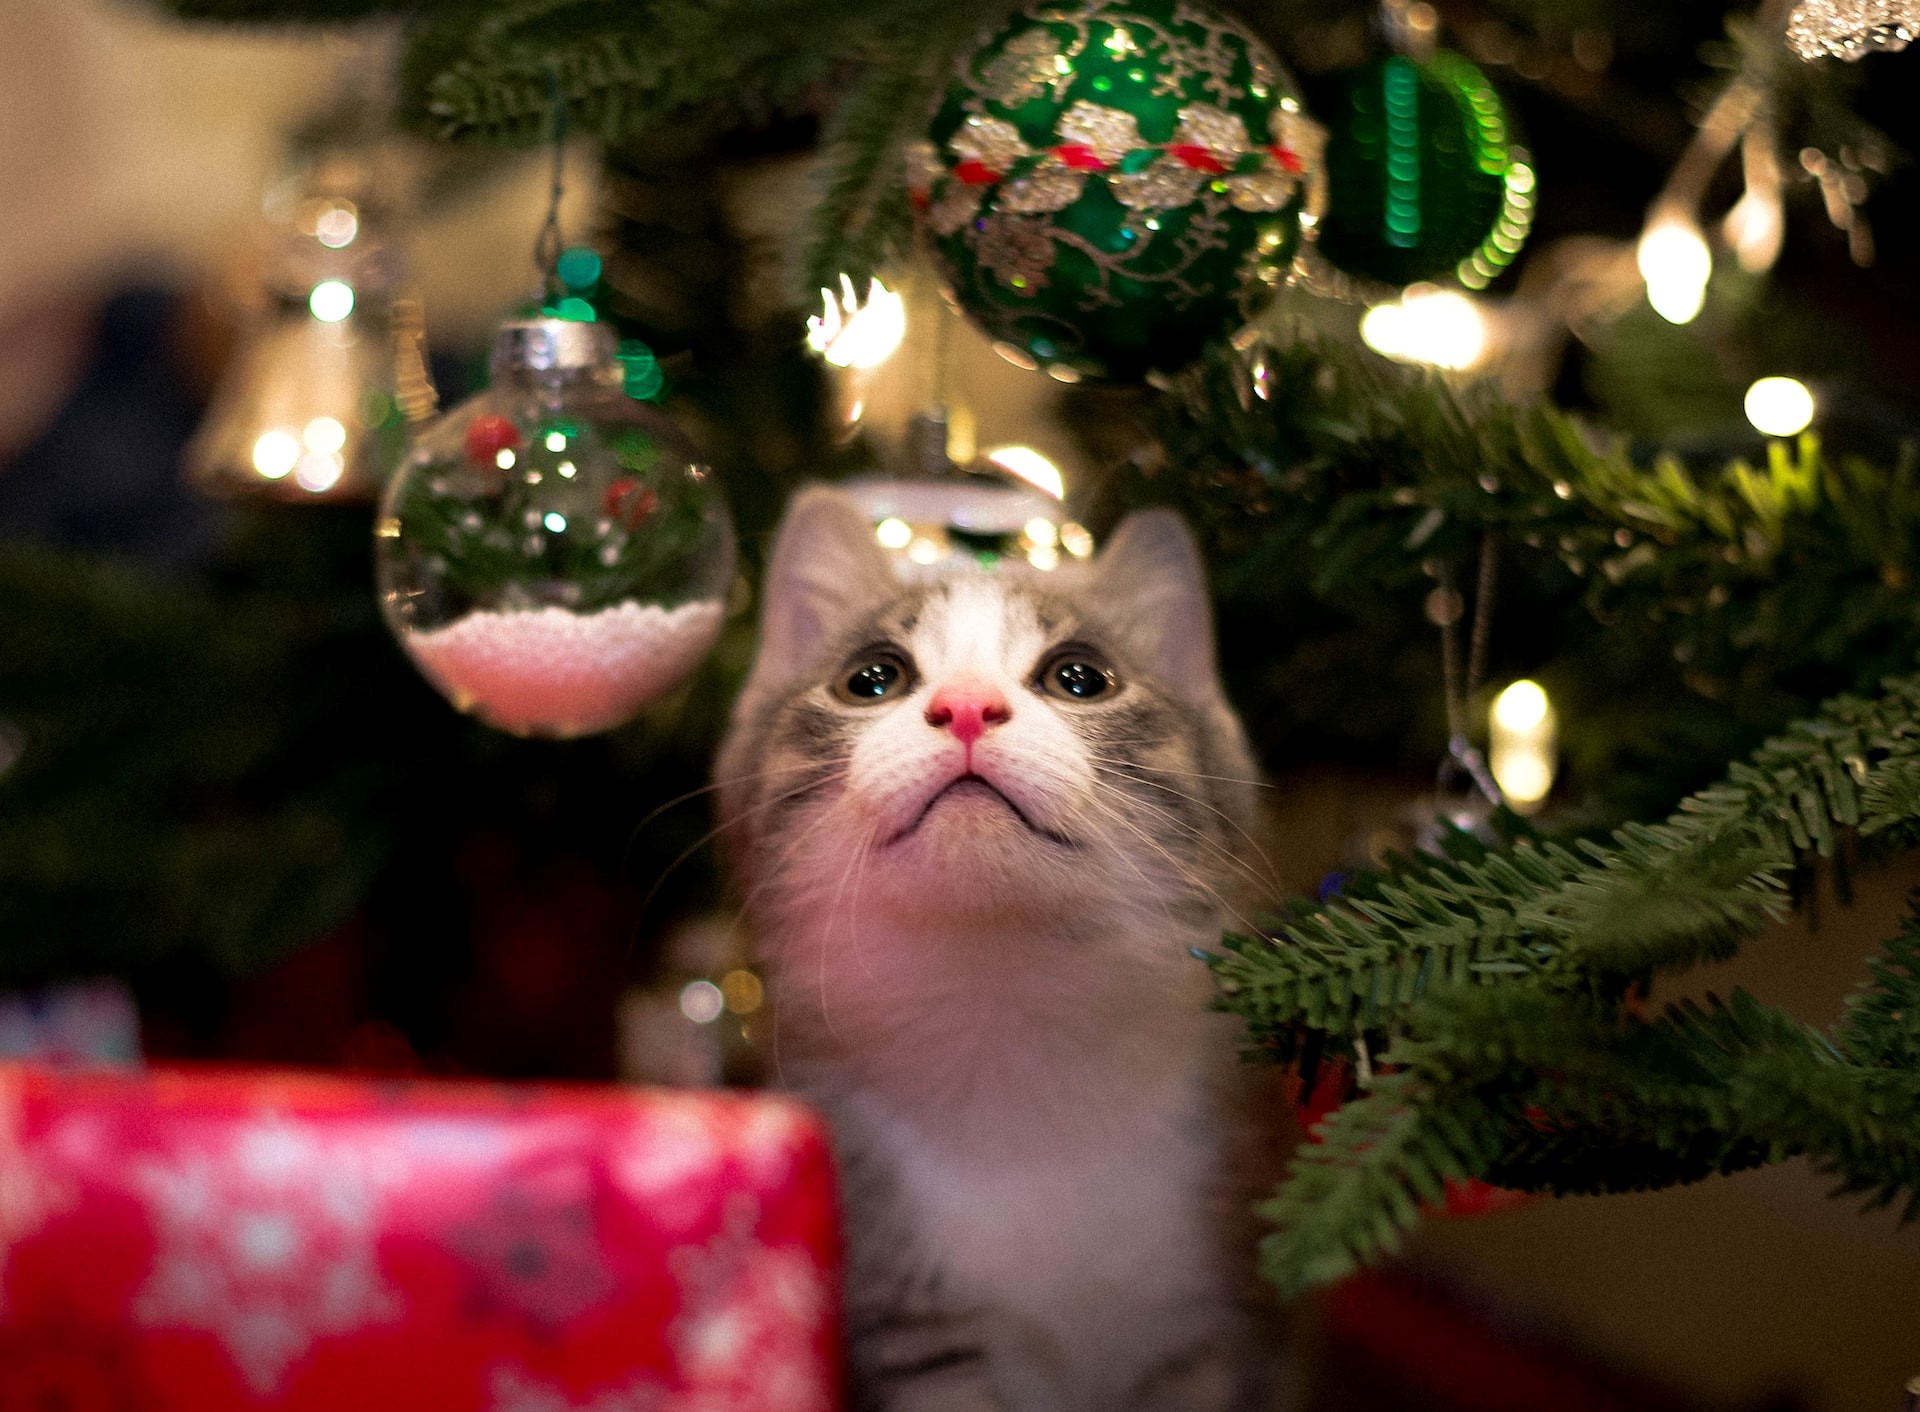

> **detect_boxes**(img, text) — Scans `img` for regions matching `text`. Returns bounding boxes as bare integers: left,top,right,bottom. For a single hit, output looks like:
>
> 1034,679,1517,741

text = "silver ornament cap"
491,317,618,377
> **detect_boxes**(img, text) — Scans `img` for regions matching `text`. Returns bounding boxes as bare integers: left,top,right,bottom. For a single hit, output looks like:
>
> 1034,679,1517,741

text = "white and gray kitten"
716,487,1285,1412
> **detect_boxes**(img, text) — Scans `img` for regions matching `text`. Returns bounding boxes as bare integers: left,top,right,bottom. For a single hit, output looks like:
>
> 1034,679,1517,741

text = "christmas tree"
5,0,1920,1331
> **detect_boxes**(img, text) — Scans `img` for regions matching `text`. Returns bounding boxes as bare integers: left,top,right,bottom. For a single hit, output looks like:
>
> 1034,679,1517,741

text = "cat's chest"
842,1061,1232,1373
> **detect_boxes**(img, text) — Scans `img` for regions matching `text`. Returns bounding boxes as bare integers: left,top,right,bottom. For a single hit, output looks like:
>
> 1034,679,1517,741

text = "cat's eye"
838,652,913,704
1039,653,1116,702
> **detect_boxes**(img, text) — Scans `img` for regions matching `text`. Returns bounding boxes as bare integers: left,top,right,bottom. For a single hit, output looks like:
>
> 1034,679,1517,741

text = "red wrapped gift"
0,1064,842,1411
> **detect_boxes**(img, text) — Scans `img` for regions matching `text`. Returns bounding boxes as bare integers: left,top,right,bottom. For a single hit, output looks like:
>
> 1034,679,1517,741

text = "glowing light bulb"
543,512,568,533
294,451,344,494
545,431,568,452
308,280,355,323
985,446,1066,500
251,430,299,479
875,517,913,551
1025,517,1059,549
1492,679,1549,732
1490,679,1557,814
313,203,359,249
1359,286,1489,371
806,275,907,369
1636,215,1711,324
1060,523,1095,558
679,980,724,1024
1745,377,1815,437
302,416,346,454
495,449,516,470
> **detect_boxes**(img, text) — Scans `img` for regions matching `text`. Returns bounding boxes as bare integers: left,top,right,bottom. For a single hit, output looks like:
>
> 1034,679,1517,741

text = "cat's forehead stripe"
907,579,1070,671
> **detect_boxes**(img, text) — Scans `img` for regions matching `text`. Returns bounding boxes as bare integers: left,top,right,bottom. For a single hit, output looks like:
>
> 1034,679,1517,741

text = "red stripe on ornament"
953,159,1003,186
1053,144,1109,172
1270,145,1304,174
1170,144,1230,173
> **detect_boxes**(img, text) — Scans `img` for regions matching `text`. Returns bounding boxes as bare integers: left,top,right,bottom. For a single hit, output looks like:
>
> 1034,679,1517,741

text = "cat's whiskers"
643,765,851,925
624,758,832,863
1078,787,1266,939
1082,752,1276,792
1087,765,1282,902
1083,752,1282,889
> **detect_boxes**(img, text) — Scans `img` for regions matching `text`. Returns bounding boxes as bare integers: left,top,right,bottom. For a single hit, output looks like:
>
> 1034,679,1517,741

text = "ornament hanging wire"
534,66,569,303
1435,533,1504,811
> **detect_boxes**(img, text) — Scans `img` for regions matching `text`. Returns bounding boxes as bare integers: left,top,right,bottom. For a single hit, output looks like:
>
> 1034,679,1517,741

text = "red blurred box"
0,1064,842,1411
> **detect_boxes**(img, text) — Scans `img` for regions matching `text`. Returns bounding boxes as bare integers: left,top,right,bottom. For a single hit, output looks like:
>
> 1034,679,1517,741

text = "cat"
715,486,1286,1412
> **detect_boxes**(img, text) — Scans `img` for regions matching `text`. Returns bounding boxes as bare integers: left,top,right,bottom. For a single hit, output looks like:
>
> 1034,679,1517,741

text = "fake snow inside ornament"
910,0,1327,380
376,318,735,738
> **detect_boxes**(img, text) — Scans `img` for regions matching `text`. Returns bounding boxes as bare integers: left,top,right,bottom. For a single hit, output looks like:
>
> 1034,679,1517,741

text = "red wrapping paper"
0,1065,842,1411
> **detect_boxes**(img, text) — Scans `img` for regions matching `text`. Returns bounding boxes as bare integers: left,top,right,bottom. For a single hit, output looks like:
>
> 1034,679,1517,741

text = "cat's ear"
1089,508,1220,695
753,486,899,683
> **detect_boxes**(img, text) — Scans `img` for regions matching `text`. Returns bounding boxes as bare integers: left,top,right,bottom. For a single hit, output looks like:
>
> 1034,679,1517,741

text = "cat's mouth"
888,774,1074,849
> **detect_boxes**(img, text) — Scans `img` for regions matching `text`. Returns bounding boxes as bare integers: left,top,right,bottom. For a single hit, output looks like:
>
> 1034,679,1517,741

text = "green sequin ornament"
911,0,1326,380
1316,50,1534,289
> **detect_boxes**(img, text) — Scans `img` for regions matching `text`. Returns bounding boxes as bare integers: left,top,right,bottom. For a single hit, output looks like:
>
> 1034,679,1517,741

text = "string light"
251,430,299,480
807,275,907,369
308,280,356,323
1490,679,1556,814
1636,214,1712,324
1359,285,1489,371
1745,377,1816,437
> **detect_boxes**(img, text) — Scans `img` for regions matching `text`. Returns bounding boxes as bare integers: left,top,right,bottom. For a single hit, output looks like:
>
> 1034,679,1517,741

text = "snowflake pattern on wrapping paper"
130,1116,402,1393
670,1196,832,1412
0,1086,73,1317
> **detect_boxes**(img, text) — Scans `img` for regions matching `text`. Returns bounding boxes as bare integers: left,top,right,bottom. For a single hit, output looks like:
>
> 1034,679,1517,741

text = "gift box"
0,1064,842,1411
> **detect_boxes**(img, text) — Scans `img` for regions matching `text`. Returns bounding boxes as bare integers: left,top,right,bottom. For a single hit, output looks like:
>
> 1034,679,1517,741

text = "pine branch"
1257,1071,1502,1298
1212,669,1920,1044
796,36,955,298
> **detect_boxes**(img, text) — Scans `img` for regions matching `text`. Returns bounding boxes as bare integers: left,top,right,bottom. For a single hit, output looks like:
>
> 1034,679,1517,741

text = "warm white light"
875,517,913,550
302,416,346,454
294,451,344,493
1359,286,1488,371
1495,753,1554,807
1490,679,1557,814
1723,190,1784,274
1636,215,1712,325
1492,679,1549,733
314,204,359,250
557,460,577,479
495,449,516,470
986,446,1066,500
678,979,724,1024
251,430,299,479
1745,376,1816,437
1027,544,1061,571
1025,517,1059,549
1060,522,1095,558
543,512,568,533
806,275,907,370
545,431,568,452
907,536,942,566
308,280,355,323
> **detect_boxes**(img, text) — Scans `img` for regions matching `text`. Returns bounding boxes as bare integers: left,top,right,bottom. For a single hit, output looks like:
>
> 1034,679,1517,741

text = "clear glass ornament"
187,154,433,502
376,317,735,738
839,415,1095,577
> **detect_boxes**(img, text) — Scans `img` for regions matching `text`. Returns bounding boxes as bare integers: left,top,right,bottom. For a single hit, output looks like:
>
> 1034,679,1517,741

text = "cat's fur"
716,487,1284,1412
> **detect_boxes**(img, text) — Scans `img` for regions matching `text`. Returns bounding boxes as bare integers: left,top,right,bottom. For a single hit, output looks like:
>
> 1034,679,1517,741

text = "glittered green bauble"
911,0,1325,380
1316,51,1534,289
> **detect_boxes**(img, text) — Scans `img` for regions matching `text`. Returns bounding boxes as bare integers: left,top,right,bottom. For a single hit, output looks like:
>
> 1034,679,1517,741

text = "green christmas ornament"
1316,50,1534,290
911,0,1326,380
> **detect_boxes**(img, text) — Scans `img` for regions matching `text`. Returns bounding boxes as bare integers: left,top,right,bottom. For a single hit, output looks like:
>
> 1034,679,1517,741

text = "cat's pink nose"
924,679,1011,745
